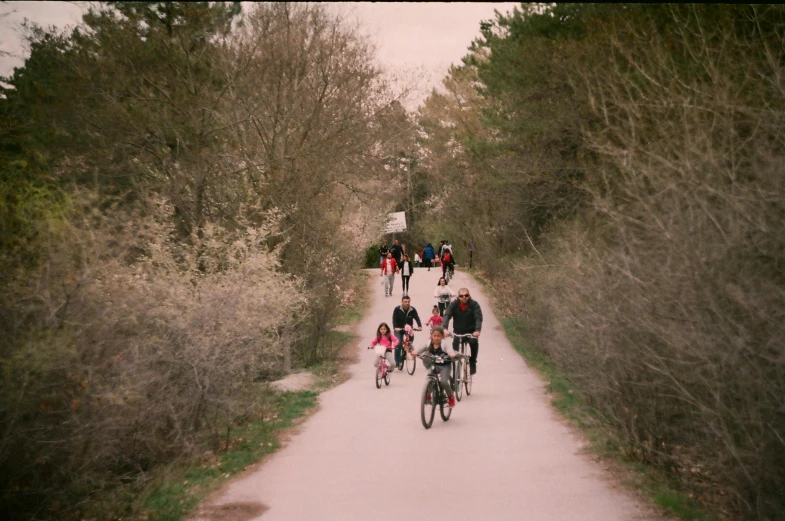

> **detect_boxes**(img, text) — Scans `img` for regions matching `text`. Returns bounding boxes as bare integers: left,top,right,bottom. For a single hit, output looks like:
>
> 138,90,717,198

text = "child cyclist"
409,326,460,408
425,305,444,332
368,322,398,373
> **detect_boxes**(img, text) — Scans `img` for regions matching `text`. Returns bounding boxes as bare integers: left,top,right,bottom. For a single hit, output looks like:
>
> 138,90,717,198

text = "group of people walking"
379,239,459,297
369,278,483,409
380,240,414,297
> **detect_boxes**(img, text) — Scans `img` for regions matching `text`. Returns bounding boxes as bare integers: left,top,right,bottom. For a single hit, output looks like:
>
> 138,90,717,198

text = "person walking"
380,252,398,297
390,239,403,266
467,240,476,269
413,252,421,267
423,243,435,271
400,254,414,295
392,295,423,368
442,287,483,375
379,242,389,267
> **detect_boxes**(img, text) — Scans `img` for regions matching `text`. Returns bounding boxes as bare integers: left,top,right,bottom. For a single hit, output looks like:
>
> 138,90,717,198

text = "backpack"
443,252,452,263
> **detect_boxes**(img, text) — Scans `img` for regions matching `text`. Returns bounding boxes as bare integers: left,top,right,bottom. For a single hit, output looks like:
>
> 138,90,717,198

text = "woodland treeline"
3,2,784,520
412,4,784,520
0,2,413,518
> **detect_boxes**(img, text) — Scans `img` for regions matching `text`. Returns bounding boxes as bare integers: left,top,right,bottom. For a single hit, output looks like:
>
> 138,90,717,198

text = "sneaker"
448,395,456,408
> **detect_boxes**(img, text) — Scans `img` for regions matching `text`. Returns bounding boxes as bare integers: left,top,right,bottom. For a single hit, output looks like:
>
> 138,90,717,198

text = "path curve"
197,268,656,521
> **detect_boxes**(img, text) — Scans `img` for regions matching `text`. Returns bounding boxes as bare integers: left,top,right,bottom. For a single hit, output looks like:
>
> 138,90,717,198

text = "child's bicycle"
395,325,420,375
368,345,392,388
417,352,467,429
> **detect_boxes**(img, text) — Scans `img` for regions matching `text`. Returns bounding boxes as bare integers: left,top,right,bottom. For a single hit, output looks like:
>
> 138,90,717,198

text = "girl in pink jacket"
368,322,398,371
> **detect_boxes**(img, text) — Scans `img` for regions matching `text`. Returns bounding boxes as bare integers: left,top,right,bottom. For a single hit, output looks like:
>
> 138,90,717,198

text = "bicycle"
395,326,420,374
417,352,466,429
368,345,392,389
450,333,474,401
437,294,452,317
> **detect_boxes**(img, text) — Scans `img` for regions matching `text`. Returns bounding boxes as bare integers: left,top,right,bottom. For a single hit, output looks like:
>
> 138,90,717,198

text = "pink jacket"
426,315,444,328
370,334,399,351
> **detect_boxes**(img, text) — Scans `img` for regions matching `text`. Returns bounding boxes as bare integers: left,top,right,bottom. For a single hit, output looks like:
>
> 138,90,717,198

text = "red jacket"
381,257,398,275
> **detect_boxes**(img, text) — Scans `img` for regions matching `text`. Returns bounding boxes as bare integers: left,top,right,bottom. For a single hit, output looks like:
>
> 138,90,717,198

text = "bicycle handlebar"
451,333,475,338
417,352,467,364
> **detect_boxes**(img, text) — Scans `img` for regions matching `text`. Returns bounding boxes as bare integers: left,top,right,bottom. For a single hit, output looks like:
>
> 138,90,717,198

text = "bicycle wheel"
454,359,463,401
375,365,382,389
465,365,472,396
439,391,452,421
406,353,416,375
421,379,437,429
384,370,390,386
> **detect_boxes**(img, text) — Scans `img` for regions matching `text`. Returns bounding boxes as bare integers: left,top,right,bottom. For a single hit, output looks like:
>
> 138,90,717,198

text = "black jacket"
390,244,403,262
379,245,389,256
399,260,414,277
392,305,422,330
443,298,483,334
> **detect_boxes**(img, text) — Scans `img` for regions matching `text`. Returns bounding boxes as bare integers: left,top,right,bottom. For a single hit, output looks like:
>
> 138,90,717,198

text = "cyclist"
441,248,454,279
442,287,483,375
392,295,422,368
425,305,443,332
409,326,459,408
433,276,455,316
368,322,398,373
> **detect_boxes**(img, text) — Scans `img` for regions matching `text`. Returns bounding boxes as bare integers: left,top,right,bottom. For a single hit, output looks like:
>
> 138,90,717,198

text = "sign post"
384,212,407,235
384,212,407,251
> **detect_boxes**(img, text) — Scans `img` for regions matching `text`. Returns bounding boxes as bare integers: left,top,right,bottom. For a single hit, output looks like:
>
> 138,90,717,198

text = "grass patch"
137,390,318,521
501,316,586,423
496,307,718,521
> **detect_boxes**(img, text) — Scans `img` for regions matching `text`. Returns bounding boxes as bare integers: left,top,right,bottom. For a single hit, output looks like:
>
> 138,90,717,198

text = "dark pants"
453,336,479,371
438,301,448,317
401,275,410,294
442,262,454,277
424,259,432,270
469,250,473,268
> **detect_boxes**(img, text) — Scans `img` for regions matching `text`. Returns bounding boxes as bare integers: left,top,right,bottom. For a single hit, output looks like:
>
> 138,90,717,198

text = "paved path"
199,268,654,521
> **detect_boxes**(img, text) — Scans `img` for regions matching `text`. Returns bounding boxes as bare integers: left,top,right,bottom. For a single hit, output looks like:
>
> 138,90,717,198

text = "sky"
0,1,519,108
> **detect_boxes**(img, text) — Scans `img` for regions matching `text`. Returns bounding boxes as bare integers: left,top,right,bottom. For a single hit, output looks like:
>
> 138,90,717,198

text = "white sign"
384,211,407,234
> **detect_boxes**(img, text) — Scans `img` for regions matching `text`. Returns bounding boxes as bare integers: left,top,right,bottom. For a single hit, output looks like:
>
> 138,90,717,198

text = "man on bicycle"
442,288,483,375
392,295,422,368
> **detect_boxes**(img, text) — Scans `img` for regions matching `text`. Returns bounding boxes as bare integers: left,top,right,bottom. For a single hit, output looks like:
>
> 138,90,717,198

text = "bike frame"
452,333,473,400
421,355,448,405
